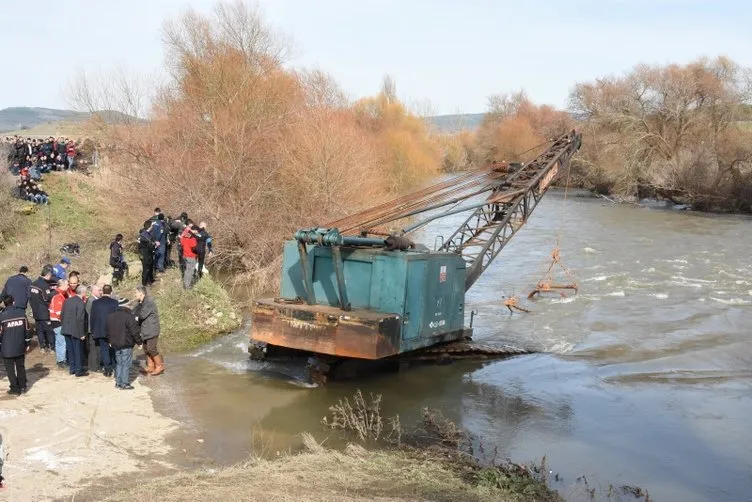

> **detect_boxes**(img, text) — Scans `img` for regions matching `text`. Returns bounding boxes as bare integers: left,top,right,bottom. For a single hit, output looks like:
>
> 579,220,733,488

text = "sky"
1,0,751,115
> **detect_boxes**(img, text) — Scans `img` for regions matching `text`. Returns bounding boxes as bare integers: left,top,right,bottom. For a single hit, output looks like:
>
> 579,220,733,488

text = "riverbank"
101,440,559,502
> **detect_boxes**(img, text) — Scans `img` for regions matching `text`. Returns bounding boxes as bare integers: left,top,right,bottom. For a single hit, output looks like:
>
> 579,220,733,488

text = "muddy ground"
0,348,182,502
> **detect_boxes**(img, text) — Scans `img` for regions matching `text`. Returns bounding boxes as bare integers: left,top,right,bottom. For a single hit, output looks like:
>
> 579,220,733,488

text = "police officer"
0,294,32,395
29,265,56,352
2,266,32,310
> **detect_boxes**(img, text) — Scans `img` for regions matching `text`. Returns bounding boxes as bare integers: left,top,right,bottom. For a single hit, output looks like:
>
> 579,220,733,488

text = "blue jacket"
91,296,119,340
52,264,67,280
2,273,32,309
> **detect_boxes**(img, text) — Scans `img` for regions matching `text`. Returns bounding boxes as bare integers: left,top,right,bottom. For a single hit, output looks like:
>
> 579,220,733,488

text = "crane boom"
441,131,582,289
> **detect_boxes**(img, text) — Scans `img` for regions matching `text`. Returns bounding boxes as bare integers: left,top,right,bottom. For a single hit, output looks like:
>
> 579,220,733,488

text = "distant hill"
0,107,91,133
0,107,137,135
427,113,485,133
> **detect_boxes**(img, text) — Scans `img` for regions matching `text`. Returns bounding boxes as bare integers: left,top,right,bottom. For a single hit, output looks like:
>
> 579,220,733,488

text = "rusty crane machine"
250,131,583,383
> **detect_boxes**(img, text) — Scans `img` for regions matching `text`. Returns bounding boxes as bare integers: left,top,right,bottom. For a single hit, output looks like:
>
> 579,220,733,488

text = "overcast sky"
1,0,750,115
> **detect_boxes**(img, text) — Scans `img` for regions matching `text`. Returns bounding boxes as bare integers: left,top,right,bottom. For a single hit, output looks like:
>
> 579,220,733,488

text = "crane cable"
527,154,578,300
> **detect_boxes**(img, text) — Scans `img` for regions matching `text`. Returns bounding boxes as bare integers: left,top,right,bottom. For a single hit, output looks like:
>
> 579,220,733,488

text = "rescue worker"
138,221,156,287
109,234,128,286
133,285,163,376
195,222,213,281
49,279,69,367
29,265,56,353
106,298,141,390
91,285,119,377
0,294,32,395
52,257,71,281
2,266,32,310
180,221,199,290
61,285,88,377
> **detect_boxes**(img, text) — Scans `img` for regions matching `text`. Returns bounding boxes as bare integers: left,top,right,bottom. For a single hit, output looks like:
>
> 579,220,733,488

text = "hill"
427,113,485,133
0,107,91,133
0,107,139,135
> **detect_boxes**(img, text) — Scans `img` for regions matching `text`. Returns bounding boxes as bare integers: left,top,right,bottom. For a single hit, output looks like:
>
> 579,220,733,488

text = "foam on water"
583,247,597,254
551,296,577,304
583,275,611,282
606,290,626,297
652,293,669,300
710,297,752,306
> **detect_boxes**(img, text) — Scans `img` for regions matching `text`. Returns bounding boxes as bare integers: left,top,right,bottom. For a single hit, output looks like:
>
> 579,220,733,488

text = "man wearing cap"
106,297,142,390
49,279,69,367
2,266,32,311
85,285,103,372
91,285,119,377
52,258,71,281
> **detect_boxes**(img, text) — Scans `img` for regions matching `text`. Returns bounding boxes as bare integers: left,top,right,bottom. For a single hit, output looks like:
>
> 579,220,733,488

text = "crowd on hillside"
2,135,96,206
0,208,214,414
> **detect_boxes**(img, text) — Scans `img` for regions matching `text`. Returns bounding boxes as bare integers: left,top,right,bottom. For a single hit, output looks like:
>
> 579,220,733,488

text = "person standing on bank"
133,286,163,376
29,265,56,353
2,266,32,310
179,221,198,290
61,285,88,377
138,221,155,287
0,295,32,395
85,285,103,373
91,285,119,377
195,222,213,281
49,279,69,367
106,298,142,390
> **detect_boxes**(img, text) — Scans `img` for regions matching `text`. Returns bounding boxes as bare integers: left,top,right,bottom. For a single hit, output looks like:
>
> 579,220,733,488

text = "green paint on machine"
278,240,467,355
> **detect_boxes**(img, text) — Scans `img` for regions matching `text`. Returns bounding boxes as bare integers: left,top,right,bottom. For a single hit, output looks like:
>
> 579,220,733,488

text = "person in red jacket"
49,279,69,367
65,141,76,170
179,221,198,290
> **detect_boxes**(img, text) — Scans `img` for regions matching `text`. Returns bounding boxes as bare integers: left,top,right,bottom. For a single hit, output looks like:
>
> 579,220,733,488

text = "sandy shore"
0,350,179,502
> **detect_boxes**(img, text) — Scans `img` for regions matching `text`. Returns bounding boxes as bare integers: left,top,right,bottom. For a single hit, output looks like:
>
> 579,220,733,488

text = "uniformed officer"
0,294,32,395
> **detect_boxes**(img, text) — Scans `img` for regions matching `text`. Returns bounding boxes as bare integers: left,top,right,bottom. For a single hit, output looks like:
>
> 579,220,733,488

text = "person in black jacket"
29,265,56,352
2,266,32,310
106,300,142,390
109,234,128,286
0,295,32,395
91,285,119,377
195,222,213,281
61,285,88,377
138,222,155,287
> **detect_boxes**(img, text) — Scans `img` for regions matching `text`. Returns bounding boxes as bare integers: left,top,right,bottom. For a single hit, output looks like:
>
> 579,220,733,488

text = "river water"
149,190,752,502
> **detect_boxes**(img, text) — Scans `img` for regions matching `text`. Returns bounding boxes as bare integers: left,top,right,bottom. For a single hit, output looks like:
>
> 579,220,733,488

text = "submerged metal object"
250,131,583,378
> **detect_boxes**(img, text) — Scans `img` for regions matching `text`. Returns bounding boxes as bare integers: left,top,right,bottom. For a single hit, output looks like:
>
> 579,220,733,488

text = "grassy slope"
0,171,240,353
103,441,558,502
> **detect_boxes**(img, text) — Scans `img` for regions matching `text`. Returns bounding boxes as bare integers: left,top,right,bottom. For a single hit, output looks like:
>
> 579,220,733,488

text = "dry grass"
100,441,522,502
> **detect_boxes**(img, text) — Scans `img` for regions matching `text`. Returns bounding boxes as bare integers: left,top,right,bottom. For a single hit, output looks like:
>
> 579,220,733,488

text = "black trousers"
87,335,100,371
197,252,206,279
35,319,55,349
4,356,26,391
140,255,154,286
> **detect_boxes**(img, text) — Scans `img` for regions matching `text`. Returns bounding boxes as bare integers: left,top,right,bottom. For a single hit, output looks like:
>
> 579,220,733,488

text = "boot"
140,355,154,375
150,355,165,376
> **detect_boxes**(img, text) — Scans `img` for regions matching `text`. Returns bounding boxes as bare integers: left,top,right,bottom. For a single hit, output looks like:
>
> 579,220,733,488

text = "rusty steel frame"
440,132,582,290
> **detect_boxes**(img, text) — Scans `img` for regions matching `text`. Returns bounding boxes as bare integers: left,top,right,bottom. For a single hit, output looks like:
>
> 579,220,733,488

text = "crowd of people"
136,208,213,290
2,135,94,206
0,263,163,396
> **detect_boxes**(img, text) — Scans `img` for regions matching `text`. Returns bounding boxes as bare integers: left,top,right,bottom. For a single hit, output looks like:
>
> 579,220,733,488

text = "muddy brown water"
148,190,752,502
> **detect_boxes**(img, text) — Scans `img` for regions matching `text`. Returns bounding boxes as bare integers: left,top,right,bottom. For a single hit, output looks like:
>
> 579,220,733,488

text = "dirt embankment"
0,349,180,502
